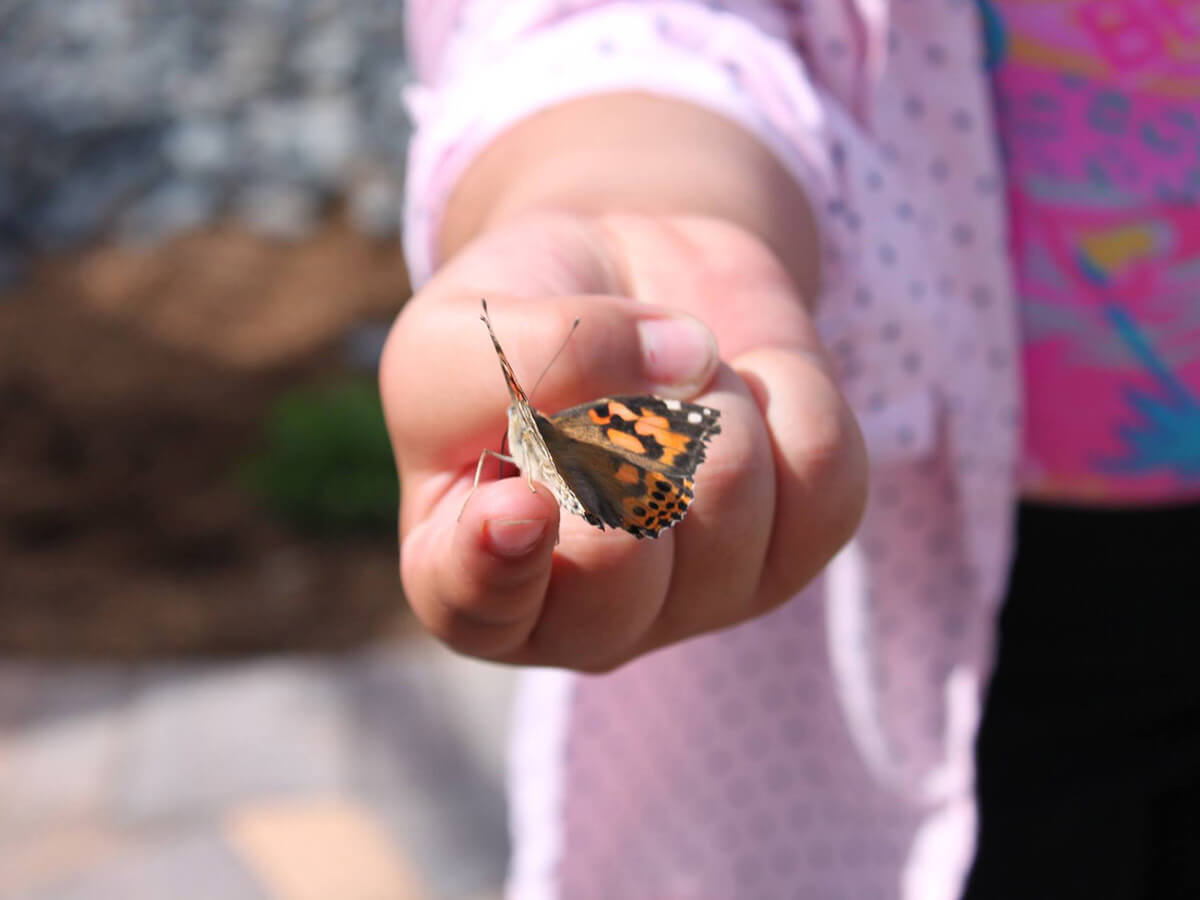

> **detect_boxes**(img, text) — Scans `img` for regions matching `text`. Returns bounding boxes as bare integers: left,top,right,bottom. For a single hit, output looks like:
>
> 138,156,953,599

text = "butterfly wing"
537,397,721,538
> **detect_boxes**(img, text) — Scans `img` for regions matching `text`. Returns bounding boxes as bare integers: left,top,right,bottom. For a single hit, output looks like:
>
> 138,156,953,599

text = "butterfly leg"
458,448,519,522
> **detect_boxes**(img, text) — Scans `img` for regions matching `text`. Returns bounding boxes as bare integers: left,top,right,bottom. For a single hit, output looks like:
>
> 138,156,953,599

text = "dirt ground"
0,217,414,657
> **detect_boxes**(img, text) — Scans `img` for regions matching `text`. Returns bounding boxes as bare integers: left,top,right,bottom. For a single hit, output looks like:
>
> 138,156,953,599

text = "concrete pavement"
0,640,515,899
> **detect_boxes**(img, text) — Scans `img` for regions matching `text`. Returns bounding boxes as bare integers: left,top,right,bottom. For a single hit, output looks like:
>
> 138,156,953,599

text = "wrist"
437,92,820,303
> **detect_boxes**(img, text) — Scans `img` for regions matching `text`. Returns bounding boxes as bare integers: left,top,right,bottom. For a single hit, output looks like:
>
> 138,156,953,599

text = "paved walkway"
0,640,515,900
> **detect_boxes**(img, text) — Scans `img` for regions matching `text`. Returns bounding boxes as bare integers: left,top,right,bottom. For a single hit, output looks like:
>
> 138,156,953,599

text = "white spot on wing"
687,410,703,424
664,399,682,410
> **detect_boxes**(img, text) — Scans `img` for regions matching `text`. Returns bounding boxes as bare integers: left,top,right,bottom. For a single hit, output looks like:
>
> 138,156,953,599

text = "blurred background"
1,2,513,897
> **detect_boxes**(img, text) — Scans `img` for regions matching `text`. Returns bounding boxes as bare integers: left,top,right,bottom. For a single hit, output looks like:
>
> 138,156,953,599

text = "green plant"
240,378,398,535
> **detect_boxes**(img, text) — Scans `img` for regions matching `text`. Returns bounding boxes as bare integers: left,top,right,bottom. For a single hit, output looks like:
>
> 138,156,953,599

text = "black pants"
964,502,1200,900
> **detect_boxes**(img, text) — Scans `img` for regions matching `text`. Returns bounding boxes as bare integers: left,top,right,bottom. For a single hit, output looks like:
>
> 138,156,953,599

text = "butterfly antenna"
530,317,581,400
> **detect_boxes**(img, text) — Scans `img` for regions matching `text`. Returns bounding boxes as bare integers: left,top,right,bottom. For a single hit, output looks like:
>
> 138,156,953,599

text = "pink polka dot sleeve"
400,1,841,287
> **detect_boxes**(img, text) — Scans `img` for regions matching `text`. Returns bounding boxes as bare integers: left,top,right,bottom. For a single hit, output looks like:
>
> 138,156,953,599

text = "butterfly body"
503,399,593,524
471,300,721,539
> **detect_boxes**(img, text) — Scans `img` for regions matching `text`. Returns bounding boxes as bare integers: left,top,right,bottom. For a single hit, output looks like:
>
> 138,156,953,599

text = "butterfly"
462,299,721,539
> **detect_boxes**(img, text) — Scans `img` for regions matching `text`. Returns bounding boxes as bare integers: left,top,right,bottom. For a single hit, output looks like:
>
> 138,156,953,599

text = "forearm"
437,92,821,305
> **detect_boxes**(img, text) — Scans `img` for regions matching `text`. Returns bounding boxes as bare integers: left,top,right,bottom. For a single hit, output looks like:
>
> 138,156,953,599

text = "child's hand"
381,211,866,671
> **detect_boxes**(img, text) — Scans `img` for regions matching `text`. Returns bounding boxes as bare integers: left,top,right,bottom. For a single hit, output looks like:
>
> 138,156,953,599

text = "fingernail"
484,518,548,558
637,315,717,389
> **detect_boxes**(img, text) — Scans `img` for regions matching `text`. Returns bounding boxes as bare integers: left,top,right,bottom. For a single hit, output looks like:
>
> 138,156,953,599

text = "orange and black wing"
538,397,720,539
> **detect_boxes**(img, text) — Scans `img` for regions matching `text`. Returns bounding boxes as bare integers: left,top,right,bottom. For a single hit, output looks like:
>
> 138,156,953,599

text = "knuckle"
810,409,869,545
422,602,525,661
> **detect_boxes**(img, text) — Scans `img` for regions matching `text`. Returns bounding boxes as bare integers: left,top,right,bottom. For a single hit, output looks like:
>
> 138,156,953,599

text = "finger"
634,364,776,650
598,214,824,360
404,472,672,668
401,477,559,660
736,346,868,605
385,291,719,436
431,212,623,299
476,294,720,406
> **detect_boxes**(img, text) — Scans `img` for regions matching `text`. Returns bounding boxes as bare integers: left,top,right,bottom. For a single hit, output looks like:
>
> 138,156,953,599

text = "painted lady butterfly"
464,300,721,539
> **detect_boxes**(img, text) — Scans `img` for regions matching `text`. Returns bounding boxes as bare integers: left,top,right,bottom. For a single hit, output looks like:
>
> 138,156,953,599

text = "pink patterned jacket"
403,2,1020,897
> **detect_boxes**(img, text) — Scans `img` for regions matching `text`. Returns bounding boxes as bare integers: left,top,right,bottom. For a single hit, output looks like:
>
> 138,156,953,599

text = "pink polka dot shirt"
403,2,1021,897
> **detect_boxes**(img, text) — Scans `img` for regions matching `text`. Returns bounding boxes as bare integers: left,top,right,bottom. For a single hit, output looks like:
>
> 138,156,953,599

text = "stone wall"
0,0,411,284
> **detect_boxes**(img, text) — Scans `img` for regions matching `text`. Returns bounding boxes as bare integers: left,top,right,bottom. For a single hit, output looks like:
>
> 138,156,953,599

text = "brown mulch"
0,216,414,657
